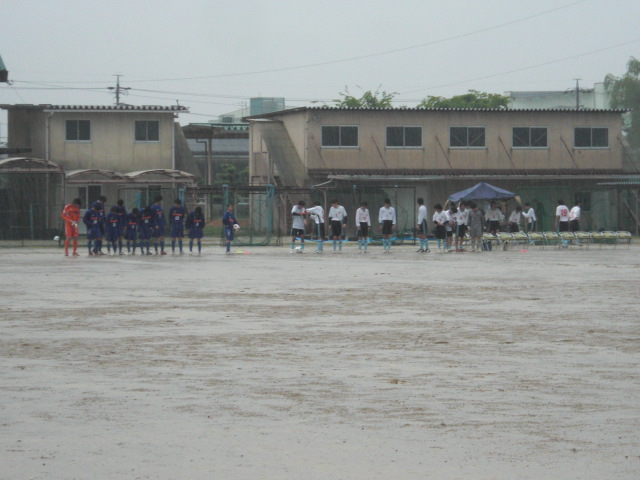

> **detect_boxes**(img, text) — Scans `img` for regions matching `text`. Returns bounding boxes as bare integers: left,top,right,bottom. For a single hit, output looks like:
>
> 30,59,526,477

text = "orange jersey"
62,203,81,238
61,204,80,223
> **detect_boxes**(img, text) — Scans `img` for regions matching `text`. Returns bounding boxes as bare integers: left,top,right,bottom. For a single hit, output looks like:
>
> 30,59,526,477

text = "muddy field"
1,244,639,479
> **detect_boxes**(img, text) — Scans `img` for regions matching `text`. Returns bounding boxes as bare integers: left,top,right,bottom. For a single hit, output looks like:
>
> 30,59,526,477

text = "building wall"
6,108,47,158
47,111,175,171
295,109,623,172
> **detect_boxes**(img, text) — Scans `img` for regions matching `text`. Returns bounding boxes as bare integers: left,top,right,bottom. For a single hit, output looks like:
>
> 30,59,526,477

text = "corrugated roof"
0,104,188,112
244,106,628,120
45,105,188,112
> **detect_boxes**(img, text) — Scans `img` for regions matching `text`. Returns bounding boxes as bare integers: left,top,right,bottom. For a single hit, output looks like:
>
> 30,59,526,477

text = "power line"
397,37,640,96
10,0,586,85
126,0,588,83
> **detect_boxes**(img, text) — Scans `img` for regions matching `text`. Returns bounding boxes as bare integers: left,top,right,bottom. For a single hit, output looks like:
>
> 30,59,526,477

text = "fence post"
29,204,34,240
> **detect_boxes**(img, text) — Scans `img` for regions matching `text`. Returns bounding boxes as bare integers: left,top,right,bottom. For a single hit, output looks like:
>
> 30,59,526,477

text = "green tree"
214,163,248,187
418,90,510,109
330,86,397,108
605,57,640,150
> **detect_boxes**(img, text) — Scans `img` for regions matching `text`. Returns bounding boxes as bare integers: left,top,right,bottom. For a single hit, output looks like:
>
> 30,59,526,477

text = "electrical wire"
10,0,586,85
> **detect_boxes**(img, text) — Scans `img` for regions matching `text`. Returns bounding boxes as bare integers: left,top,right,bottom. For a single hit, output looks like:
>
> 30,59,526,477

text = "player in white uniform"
455,202,469,252
378,198,396,253
484,201,504,251
555,200,570,232
290,200,307,253
555,200,571,247
508,206,522,232
569,201,581,232
355,201,371,253
432,204,450,252
522,202,537,232
305,201,325,253
328,199,348,252
416,197,430,252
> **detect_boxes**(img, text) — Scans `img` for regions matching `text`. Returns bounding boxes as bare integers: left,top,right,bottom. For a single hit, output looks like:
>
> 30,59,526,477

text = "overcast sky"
1,0,640,133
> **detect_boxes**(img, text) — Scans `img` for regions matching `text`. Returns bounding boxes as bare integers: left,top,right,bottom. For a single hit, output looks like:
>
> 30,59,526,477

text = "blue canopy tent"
448,182,515,202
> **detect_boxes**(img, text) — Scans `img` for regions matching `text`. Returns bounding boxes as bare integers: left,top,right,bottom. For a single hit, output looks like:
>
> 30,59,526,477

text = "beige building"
245,107,638,232
1,104,188,172
247,107,628,183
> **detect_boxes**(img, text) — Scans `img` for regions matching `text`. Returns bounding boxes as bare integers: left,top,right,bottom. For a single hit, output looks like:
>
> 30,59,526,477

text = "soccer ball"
295,246,302,253
53,235,60,241
233,224,240,231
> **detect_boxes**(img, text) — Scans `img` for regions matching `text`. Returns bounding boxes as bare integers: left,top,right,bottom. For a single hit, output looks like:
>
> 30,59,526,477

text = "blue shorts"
139,228,152,240
188,228,203,239
105,228,120,242
87,225,102,240
152,225,165,238
171,224,184,238
125,227,138,241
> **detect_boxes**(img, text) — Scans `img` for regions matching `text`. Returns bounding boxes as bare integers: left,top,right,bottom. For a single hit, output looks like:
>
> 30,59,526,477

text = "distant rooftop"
0,104,188,112
244,105,628,120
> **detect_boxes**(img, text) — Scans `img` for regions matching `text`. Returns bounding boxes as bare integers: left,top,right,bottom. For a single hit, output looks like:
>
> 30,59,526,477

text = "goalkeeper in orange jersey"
61,198,82,256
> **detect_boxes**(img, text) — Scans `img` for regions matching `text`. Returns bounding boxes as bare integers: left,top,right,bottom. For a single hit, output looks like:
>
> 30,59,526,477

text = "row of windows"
65,120,160,142
320,125,610,149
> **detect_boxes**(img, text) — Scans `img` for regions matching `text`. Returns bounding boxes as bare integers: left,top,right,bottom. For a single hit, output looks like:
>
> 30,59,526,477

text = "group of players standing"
286,196,558,254
289,198,398,254
60,196,207,256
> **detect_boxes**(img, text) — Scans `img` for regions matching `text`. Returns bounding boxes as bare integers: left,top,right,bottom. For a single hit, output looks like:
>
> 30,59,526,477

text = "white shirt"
445,210,456,231
432,210,448,225
305,205,324,224
378,206,396,224
556,205,570,222
291,205,306,229
485,208,504,222
355,207,371,226
509,211,521,224
523,207,537,224
569,206,581,221
417,205,428,225
457,208,469,225
328,205,347,222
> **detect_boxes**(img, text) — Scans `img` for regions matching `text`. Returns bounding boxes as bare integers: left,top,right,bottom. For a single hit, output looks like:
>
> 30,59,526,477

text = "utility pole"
573,78,582,110
108,74,131,106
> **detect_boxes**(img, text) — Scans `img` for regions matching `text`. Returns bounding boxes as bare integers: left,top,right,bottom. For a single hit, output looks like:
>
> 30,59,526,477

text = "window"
386,126,422,148
450,127,485,147
66,120,91,141
321,126,358,147
78,186,101,207
574,127,608,148
135,120,160,142
513,127,547,148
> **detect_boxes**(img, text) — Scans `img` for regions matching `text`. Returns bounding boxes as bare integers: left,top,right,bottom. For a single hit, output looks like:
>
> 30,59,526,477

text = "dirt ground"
1,243,639,479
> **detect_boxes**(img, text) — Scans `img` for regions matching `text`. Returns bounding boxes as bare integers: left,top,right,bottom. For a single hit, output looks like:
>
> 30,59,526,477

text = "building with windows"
245,107,639,232
0,104,198,238
0,104,188,172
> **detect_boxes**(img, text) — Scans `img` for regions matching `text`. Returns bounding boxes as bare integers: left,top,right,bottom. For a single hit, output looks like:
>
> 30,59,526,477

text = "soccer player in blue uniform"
169,199,186,254
83,204,102,256
105,206,121,255
150,195,167,255
114,199,127,254
124,207,140,255
91,195,107,253
139,206,155,255
186,206,205,254
222,204,239,254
